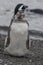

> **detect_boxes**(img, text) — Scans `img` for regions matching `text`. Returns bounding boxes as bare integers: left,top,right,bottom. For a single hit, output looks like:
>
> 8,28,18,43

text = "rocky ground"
0,34,43,65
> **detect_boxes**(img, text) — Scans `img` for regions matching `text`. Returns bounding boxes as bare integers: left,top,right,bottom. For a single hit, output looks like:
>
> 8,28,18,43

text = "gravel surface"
0,35,43,65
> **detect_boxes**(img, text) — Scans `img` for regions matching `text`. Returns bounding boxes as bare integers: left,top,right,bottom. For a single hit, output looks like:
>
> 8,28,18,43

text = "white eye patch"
18,5,24,11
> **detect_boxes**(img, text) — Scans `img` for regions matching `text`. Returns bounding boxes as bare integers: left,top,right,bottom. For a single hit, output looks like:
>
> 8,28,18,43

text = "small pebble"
4,64,7,65
9,62,13,64
0,59,3,63
29,59,32,63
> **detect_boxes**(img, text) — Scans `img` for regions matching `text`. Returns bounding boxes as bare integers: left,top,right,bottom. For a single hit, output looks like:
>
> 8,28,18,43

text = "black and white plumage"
4,3,29,56
14,3,28,15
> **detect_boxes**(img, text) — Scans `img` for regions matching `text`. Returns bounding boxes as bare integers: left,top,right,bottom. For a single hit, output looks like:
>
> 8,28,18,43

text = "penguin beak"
24,5,28,9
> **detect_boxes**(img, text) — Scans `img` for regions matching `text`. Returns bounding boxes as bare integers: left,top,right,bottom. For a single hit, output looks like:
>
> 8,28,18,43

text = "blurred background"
0,0,43,35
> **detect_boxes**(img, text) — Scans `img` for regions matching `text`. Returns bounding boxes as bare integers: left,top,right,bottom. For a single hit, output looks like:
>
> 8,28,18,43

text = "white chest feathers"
11,22,28,34
4,22,29,56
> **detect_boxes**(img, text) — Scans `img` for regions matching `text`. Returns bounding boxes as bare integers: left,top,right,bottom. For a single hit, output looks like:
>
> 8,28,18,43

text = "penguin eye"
22,6,25,10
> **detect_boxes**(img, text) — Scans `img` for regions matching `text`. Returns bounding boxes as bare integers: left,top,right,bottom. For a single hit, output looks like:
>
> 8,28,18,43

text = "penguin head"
14,3,28,20
14,3,28,15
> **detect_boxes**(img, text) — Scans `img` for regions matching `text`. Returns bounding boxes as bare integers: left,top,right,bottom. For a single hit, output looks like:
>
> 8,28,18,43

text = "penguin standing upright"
4,3,29,56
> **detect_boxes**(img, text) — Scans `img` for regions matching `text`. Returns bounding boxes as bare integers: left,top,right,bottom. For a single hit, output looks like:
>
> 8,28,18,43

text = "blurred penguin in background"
4,3,29,56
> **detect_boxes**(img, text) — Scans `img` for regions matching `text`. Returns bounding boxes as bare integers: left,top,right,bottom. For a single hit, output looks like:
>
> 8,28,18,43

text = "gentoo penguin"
4,3,29,56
